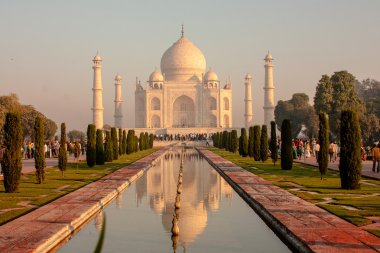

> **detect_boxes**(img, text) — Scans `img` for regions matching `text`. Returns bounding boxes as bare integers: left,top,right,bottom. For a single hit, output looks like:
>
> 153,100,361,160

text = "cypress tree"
253,125,261,161
134,135,139,152
241,128,248,157
222,131,228,149
118,128,123,156
86,124,96,167
126,130,133,154
339,110,362,189
248,126,254,157
269,121,278,165
96,129,105,165
225,131,230,151
318,112,329,180
34,116,45,184
231,130,238,153
1,112,23,193
58,123,68,176
111,127,118,160
281,119,293,170
144,132,149,150
149,133,154,148
260,125,268,162
122,130,127,155
239,135,243,156
104,131,113,162
139,132,144,151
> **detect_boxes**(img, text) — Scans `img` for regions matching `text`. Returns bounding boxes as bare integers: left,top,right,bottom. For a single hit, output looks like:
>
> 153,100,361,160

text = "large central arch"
172,95,195,127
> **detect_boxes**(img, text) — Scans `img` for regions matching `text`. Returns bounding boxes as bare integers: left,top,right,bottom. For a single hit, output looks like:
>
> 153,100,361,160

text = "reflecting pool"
57,148,290,252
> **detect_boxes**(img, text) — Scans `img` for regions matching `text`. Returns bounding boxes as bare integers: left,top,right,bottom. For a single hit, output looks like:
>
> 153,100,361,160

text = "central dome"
160,36,206,82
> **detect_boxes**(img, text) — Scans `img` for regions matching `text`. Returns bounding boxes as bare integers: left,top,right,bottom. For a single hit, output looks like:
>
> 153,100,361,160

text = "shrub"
134,135,139,152
111,127,118,160
339,110,362,189
139,132,144,151
225,131,231,152
58,123,68,176
86,124,96,167
260,125,268,161
281,119,293,170
269,121,278,165
1,112,23,193
104,131,113,162
149,133,154,148
34,116,45,184
318,112,329,179
248,126,254,157
126,130,133,154
144,132,149,149
253,125,261,161
122,130,127,154
240,128,248,157
222,131,228,149
231,130,238,153
118,128,123,156
96,129,105,165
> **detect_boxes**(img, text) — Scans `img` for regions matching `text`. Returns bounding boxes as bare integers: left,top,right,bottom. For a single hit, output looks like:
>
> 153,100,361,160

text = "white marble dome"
160,36,206,82
204,68,219,81
149,70,164,82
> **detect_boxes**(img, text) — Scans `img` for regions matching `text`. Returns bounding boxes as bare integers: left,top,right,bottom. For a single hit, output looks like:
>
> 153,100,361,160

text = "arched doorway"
151,115,161,128
173,95,195,127
224,115,229,128
209,114,217,127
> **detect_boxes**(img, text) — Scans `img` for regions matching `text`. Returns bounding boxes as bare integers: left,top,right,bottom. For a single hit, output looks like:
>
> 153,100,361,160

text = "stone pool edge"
197,147,380,253
0,146,170,253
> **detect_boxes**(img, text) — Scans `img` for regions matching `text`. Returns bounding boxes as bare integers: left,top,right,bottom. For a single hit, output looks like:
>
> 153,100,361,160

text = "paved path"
0,147,169,253
296,156,380,180
198,147,380,253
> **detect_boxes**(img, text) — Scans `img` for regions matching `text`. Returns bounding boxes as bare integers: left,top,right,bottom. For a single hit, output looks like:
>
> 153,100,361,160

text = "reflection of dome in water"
162,202,207,245
150,193,164,214
205,192,220,212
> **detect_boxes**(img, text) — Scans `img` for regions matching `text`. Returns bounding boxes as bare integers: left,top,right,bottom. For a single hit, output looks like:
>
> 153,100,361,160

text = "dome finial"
181,24,184,37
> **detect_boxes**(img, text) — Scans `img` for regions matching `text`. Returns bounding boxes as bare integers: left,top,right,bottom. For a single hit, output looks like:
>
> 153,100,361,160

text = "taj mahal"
91,27,275,134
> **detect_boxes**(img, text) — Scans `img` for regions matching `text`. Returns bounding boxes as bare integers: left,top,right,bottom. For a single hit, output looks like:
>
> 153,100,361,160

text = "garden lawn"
0,149,157,225
209,147,380,237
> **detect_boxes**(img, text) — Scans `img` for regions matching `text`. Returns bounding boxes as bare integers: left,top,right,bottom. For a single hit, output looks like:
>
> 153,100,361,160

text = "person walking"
372,143,380,173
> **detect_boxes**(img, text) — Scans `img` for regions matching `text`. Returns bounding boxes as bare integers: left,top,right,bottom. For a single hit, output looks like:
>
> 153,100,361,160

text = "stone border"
197,147,380,253
0,147,170,253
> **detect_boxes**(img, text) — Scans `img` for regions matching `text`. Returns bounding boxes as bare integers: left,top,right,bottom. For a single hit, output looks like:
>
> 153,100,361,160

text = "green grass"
0,149,157,225
209,148,380,237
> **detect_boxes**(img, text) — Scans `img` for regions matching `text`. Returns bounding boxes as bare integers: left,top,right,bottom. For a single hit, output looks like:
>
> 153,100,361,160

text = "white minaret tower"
92,53,104,129
244,73,253,129
264,52,275,128
114,73,123,128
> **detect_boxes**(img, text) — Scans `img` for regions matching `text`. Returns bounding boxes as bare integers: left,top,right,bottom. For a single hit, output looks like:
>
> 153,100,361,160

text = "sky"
1,0,379,132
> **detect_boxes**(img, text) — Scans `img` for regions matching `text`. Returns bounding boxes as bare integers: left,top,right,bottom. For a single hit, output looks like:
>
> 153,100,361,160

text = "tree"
318,112,329,180
269,121,278,165
1,112,22,193
139,132,144,151
86,124,96,167
231,130,238,153
67,130,86,143
275,93,318,138
240,128,248,157
134,135,139,152
314,71,365,138
96,129,105,165
281,119,293,170
144,132,149,149
253,125,261,161
122,130,127,155
58,123,67,176
359,113,380,146
222,131,228,149
339,110,362,189
111,128,118,160
118,128,123,156
34,116,45,184
149,133,154,148
225,131,230,152
260,125,268,162
248,126,254,157
126,130,133,154
104,131,113,162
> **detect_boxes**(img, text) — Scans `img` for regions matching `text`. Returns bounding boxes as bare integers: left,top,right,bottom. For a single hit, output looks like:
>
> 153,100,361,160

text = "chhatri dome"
149,69,164,82
160,30,206,82
204,68,219,81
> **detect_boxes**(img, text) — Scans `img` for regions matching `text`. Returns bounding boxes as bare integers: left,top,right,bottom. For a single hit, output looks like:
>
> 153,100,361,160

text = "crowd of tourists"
20,140,85,160
154,133,210,142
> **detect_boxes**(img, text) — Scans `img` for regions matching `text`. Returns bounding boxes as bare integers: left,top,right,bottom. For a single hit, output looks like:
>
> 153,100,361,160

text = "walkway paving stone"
0,147,169,253
198,147,380,253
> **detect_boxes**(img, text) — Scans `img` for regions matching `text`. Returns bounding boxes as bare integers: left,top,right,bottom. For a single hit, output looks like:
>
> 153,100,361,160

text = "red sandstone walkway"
198,147,380,253
0,147,169,253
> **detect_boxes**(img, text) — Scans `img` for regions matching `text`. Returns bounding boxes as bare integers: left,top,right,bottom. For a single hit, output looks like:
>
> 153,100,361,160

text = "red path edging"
197,147,380,253
0,147,169,253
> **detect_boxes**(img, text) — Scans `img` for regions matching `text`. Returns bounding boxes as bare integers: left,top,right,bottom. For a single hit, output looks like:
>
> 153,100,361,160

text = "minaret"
92,53,104,129
114,73,123,128
264,52,275,128
244,73,253,129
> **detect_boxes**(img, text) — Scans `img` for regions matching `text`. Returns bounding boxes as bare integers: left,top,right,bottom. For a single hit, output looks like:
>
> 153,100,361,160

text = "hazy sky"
1,0,379,132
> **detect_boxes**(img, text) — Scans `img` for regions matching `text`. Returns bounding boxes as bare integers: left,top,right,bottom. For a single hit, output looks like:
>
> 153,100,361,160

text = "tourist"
329,141,337,163
314,141,320,160
372,143,380,173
